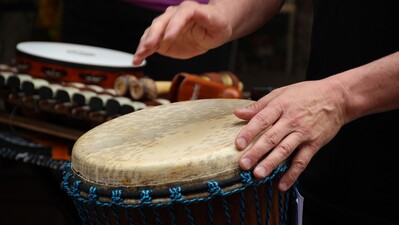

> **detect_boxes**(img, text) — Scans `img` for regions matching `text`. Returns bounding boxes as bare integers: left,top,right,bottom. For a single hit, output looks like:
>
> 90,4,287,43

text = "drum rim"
62,162,289,206
16,41,146,71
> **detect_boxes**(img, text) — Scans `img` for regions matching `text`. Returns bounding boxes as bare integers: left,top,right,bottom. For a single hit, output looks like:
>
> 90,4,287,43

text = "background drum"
63,98,297,225
15,41,146,89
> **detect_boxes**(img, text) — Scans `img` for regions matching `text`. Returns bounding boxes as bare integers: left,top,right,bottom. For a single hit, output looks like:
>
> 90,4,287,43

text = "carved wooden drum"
62,99,297,225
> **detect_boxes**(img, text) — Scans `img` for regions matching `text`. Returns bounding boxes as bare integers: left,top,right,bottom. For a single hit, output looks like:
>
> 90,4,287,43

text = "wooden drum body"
63,99,297,225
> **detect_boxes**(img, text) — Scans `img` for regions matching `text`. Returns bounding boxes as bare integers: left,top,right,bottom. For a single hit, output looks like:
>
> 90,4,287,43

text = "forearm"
209,0,285,41
327,51,399,123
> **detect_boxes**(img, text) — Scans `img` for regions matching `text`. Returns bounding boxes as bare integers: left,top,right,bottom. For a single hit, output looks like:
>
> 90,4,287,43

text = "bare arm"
132,0,284,65
234,51,399,191
334,52,399,121
209,0,285,41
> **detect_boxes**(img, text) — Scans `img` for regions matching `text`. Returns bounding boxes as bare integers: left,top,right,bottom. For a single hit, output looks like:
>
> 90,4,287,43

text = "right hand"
132,1,232,66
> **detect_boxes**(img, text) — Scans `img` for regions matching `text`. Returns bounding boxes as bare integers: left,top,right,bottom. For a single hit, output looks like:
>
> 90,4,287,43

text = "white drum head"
16,41,146,68
71,98,254,190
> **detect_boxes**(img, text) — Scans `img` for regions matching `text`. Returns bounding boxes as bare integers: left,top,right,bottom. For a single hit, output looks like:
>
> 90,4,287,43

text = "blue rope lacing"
62,163,296,225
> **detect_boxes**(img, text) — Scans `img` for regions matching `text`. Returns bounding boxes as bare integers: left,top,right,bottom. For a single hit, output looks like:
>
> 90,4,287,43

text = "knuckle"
262,130,279,146
257,160,276,175
151,17,158,24
285,171,298,184
142,41,154,50
288,114,303,127
165,5,176,12
276,144,292,158
246,129,258,140
270,101,284,116
306,142,321,155
180,1,190,6
246,147,269,165
253,113,270,127
293,159,307,171
249,101,262,111
251,147,265,160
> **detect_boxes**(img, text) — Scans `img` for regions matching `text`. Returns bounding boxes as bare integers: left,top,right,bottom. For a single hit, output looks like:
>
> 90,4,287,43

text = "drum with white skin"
63,98,298,225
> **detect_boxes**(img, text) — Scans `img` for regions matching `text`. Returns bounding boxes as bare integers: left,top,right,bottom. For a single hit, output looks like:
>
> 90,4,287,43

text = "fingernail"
241,157,252,170
279,182,288,192
254,167,267,178
236,107,248,113
237,137,247,149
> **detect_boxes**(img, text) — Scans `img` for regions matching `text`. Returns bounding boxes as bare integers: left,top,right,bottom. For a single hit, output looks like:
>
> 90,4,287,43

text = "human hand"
234,79,347,191
132,1,232,66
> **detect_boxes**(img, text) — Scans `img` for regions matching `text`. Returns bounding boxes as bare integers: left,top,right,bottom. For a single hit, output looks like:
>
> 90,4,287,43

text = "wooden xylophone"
0,70,172,133
1,68,247,136
0,41,247,168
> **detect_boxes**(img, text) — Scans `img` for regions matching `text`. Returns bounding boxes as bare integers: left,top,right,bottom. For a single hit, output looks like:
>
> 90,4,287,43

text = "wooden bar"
0,112,84,140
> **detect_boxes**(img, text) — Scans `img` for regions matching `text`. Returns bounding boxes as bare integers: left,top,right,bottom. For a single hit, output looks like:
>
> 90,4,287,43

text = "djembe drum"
62,99,297,225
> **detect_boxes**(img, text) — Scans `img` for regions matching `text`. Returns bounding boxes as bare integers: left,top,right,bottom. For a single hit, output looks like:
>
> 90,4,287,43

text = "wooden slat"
0,112,84,140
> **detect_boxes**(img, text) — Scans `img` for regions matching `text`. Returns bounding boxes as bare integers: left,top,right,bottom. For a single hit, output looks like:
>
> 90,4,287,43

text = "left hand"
234,79,346,191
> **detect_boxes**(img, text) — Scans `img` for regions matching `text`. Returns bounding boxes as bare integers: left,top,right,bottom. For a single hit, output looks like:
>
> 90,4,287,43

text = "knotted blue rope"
72,181,91,225
62,162,296,225
138,190,152,225
170,186,195,225
88,186,98,202
88,186,103,225
111,190,123,225
168,187,183,225
140,190,152,205
240,171,253,187
208,181,231,225
169,187,183,202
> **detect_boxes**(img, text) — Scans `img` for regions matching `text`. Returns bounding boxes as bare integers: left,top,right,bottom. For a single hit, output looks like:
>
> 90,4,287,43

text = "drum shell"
67,168,292,225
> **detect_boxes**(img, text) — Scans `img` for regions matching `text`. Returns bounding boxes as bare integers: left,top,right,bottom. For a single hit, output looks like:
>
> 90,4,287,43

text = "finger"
251,130,302,178
235,101,283,150
278,145,315,192
133,29,153,65
133,8,177,63
159,4,207,53
234,97,267,120
239,116,290,170
133,29,162,64
190,6,227,38
163,2,209,38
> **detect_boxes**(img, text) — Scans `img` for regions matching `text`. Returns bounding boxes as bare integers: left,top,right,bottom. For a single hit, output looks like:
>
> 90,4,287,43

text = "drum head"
16,41,145,88
71,98,254,190
16,41,146,68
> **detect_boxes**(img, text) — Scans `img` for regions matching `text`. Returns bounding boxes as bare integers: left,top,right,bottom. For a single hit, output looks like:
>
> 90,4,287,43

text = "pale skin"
133,0,399,192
